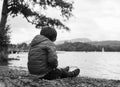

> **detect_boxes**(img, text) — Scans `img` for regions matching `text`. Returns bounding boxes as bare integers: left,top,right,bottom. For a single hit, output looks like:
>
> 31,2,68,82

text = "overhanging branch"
24,16,37,25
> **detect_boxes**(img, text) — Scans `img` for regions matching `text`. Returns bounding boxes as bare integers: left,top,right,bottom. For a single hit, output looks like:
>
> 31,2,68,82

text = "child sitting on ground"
27,26,80,80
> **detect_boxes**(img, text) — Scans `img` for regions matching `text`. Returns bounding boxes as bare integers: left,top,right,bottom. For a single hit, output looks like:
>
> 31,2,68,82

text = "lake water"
8,52,120,80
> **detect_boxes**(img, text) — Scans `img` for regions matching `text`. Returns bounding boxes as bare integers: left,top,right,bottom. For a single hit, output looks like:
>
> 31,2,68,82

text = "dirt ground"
0,66,120,87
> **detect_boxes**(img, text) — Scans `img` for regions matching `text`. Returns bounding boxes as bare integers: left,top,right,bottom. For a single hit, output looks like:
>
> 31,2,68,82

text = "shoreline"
0,66,120,87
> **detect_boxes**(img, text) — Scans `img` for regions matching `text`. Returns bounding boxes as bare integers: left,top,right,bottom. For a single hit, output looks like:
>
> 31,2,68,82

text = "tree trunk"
0,0,8,62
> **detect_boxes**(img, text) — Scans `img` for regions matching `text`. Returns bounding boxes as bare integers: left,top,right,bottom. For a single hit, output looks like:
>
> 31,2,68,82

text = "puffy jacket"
27,35,58,77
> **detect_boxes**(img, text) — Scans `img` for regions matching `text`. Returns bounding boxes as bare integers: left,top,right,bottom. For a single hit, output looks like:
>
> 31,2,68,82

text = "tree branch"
24,16,37,25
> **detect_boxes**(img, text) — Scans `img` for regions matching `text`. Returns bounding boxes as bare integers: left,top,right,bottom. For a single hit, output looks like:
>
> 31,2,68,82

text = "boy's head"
40,26,57,42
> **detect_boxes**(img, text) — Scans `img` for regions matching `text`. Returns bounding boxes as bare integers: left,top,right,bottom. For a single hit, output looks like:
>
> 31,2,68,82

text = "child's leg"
42,68,62,80
59,66,70,78
42,67,70,80
60,68,80,78
42,67,80,80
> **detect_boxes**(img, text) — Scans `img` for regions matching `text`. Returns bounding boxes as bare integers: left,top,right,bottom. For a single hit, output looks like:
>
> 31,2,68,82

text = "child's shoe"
68,69,80,77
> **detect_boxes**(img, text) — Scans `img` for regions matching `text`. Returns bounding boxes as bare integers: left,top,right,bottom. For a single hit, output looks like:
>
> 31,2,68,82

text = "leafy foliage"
7,0,73,30
0,25,10,62
0,25,10,51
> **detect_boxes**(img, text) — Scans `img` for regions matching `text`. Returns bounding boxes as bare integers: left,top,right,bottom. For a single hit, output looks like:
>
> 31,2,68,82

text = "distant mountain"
88,40,120,47
55,38,91,45
69,38,92,43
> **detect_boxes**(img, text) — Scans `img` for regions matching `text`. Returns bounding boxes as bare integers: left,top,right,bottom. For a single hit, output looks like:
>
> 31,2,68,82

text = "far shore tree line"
8,41,120,53
56,42,120,52
8,43,30,53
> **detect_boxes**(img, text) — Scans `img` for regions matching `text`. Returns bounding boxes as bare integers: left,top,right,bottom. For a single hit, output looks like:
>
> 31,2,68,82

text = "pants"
42,68,69,80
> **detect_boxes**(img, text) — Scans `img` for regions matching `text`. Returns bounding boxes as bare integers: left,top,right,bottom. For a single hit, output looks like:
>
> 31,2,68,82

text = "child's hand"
48,61,58,68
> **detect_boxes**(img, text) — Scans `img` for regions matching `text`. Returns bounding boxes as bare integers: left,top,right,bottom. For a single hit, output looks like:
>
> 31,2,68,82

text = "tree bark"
0,0,8,62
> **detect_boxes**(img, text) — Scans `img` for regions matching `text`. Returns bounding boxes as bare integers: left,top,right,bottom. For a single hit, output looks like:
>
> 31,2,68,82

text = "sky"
0,0,120,44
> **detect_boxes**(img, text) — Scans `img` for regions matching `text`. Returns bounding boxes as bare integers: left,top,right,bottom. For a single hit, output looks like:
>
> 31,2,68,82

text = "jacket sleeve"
45,46,58,68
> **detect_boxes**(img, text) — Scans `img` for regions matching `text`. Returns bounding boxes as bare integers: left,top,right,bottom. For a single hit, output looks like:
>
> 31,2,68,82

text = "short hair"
40,26,57,41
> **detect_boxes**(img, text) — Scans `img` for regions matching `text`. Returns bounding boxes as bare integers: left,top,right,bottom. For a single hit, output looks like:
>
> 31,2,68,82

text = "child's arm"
44,46,58,68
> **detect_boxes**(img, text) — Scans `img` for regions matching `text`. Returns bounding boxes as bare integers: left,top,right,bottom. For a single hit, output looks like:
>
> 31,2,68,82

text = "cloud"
11,27,40,44
66,0,120,41
73,0,120,18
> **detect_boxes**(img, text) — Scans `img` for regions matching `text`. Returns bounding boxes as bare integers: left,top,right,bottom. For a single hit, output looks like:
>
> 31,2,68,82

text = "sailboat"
102,47,105,52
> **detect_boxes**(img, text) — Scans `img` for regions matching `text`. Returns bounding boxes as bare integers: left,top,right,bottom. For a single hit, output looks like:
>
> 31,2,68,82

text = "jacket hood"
30,35,49,47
